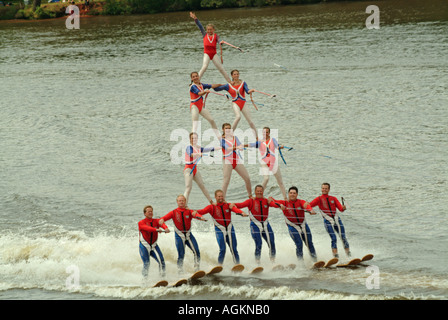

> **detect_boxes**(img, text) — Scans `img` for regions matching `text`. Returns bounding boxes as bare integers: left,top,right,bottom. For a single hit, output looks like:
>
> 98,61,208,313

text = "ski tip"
153,280,168,288
231,264,245,273
207,266,223,275
338,258,361,267
324,258,339,268
190,270,206,279
312,261,325,269
172,279,188,287
348,258,361,265
250,266,264,274
361,254,374,262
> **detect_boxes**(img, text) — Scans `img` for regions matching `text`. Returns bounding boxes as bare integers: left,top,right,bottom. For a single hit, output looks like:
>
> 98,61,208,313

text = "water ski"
172,279,188,287
286,264,296,270
250,267,264,274
312,261,326,269
231,264,245,273
324,258,339,268
361,254,374,262
153,280,168,288
337,258,361,268
207,266,223,276
272,265,285,272
190,270,206,280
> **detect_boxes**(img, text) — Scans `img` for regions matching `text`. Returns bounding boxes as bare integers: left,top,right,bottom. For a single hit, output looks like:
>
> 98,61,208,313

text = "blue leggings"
139,242,165,277
250,221,276,262
175,231,201,270
215,225,240,264
324,217,349,250
287,223,317,259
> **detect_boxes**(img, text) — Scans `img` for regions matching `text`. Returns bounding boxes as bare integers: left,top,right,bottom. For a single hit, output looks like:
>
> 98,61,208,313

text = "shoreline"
0,1,106,20
0,0,362,22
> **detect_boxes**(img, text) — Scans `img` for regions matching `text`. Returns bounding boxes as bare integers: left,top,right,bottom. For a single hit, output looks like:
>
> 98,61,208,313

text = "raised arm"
190,12,206,37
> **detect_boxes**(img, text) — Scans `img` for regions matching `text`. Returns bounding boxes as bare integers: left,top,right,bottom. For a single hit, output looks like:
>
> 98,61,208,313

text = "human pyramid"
138,12,351,280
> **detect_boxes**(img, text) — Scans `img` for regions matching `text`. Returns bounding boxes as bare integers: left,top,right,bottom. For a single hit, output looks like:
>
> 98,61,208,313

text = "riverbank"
0,0,363,21
1,1,104,20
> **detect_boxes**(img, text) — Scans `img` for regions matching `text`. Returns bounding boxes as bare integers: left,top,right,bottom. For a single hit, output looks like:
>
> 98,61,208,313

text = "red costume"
203,33,218,59
190,83,212,113
270,199,312,225
138,218,167,245
234,198,276,223
309,195,345,218
197,202,243,228
161,208,203,233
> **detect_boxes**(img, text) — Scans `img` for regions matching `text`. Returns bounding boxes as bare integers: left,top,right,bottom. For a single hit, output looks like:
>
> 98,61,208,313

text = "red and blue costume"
221,136,243,169
248,138,279,171
195,18,221,60
309,195,349,251
234,198,277,263
190,83,212,113
184,145,215,176
215,81,250,110
271,199,317,260
138,217,168,277
197,203,244,264
161,208,204,271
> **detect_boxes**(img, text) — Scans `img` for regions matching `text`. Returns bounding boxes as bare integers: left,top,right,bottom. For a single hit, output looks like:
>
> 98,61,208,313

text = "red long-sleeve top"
234,198,276,223
196,202,243,228
270,199,312,225
138,218,167,245
161,208,203,233
309,194,345,218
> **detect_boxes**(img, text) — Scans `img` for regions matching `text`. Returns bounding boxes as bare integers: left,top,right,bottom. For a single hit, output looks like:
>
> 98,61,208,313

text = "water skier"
189,71,222,139
189,12,231,82
309,183,350,258
195,189,248,265
231,185,277,264
245,127,287,200
159,195,207,272
214,70,257,139
184,132,215,205
269,186,318,262
221,123,252,199
138,205,169,277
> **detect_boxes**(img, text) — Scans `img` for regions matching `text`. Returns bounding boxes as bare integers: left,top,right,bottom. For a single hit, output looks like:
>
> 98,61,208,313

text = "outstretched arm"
190,12,206,37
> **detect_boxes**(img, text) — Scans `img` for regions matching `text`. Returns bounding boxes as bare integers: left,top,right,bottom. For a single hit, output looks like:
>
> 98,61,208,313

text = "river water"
1,0,447,302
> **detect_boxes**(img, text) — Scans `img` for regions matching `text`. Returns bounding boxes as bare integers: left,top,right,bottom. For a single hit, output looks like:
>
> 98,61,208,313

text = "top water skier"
190,12,232,83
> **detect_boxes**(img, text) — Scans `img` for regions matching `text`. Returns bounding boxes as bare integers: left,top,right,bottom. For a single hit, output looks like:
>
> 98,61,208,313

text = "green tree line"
102,0,325,15
1,0,347,20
